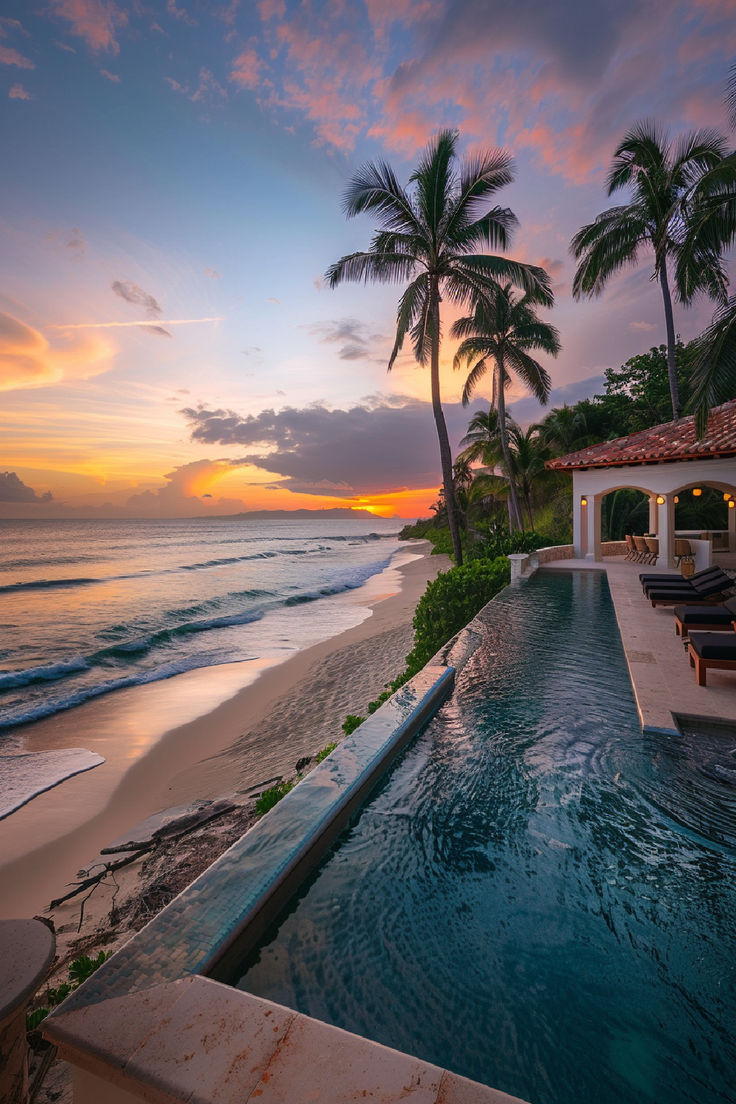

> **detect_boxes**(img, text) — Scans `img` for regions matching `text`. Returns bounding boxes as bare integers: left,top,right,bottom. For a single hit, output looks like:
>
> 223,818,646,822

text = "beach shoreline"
1,542,450,920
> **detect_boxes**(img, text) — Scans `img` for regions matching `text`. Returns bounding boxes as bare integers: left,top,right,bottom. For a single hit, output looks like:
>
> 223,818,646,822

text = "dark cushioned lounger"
643,572,730,598
688,630,736,685
649,579,731,607
674,596,736,637
639,565,720,588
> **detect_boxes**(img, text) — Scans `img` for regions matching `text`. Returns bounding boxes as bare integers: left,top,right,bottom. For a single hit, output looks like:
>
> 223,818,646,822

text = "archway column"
656,493,676,568
648,494,659,535
729,499,736,552
585,493,602,561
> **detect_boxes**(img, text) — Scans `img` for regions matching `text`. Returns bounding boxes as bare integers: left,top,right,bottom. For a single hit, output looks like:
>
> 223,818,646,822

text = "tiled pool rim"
43,581,534,1104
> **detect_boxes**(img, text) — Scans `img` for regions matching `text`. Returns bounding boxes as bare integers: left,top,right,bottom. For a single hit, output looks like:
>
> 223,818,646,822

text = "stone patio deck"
542,556,736,734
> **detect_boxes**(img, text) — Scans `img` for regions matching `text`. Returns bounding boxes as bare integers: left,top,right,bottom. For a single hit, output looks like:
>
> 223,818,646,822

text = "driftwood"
48,848,151,910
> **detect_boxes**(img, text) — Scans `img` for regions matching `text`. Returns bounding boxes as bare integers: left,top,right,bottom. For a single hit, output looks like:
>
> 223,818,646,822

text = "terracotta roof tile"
545,398,736,471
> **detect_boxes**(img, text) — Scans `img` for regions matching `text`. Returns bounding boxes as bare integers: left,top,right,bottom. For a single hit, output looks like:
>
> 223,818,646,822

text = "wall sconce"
724,493,732,501
656,495,665,505
581,496,588,507
730,500,735,510
674,496,679,504
693,487,702,497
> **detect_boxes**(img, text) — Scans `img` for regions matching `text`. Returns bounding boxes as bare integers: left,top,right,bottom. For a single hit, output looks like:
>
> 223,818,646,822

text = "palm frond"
504,345,552,404
452,207,518,252
607,120,669,196
325,250,416,288
688,296,736,436
410,291,435,365
570,205,648,297
727,63,736,129
388,275,427,371
456,256,554,305
445,148,515,235
459,357,490,405
411,129,457,237
342,161,419,234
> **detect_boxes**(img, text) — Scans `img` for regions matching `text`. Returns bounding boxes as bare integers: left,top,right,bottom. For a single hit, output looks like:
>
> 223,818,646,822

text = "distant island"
227,508,382,520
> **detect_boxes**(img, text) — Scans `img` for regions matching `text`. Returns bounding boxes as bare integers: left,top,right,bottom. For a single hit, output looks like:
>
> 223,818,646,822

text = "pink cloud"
0,310,115,391
258,0,285,19
48,0,127,54
230,45,264,89
99,67,120,82
9,83,32,99
0,44,34,68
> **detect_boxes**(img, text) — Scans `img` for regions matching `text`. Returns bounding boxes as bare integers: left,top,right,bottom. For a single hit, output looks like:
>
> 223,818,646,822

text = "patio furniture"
688,629,736,685
633,535,652,562
674,538,692,567
674,596,736,638
649,576,733,607
644,536,659,564
624,534,638,561
640,565,723,590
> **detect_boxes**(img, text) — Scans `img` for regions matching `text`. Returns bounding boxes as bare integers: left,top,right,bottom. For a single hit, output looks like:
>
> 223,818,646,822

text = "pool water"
233,571,736,1104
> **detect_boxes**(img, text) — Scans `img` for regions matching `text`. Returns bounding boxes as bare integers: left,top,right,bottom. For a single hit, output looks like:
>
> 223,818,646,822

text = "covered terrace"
546,398,736,570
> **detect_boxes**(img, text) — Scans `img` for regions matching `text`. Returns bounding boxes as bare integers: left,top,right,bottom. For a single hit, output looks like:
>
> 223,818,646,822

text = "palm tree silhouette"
452,283,559,531
326,129,552,564
571,121,730,420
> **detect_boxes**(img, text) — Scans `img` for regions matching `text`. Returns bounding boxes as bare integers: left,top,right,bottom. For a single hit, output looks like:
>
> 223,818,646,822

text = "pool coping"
42,647,530,1103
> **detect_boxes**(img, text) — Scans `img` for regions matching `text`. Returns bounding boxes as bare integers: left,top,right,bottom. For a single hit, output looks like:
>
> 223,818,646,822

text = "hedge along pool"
233,570,736,1104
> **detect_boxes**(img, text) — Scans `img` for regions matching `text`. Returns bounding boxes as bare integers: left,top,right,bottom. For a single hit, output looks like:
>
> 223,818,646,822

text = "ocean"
0,515,409,740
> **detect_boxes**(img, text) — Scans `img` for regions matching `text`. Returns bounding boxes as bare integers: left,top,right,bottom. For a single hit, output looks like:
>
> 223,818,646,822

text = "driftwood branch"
48,848,151,910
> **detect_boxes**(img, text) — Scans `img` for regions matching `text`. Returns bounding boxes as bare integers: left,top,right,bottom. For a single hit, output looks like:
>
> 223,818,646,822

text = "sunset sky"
1,0,734,519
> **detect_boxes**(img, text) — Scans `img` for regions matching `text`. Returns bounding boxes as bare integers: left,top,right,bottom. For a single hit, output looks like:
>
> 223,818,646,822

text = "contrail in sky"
48,317,223,329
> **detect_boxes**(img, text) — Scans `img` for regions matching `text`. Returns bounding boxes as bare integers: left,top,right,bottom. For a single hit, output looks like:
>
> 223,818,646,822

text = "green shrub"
315,741,337,761
26,951,112,1031
467,521,550,561
341,714,365,736
406,557,510,672
255,780,294,816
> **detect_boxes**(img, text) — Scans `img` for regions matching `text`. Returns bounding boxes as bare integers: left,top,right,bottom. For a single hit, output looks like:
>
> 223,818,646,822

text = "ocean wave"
0,658,90,690
0,576,101,595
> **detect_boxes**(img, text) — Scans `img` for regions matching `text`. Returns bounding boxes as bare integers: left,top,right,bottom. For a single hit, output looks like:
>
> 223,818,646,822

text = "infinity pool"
233,571,736,1104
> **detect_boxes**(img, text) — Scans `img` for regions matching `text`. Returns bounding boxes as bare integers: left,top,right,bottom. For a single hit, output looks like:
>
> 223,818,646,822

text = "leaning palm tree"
571,121,730,421
326,129,553,565
452,283,560,531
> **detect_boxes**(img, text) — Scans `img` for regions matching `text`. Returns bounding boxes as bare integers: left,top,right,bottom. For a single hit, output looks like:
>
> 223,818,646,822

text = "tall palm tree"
326,129,552,565
685,71,736,433
452,283,560,531
571,121,730,421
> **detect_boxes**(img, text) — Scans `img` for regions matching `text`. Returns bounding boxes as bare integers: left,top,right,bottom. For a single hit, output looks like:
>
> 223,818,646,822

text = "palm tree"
326,129,552,565
452,283,560,531
506,425,546,530
538,404,589,456
685,70,736,433
457,408,505,469
571,121,730,421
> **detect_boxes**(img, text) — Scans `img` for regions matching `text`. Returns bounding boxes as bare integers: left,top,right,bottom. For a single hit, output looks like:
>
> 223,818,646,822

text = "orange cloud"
0,311,115,391
48,0,127,54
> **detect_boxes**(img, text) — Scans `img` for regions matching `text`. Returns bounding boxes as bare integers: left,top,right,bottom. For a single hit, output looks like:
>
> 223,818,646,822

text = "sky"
1,0,735,520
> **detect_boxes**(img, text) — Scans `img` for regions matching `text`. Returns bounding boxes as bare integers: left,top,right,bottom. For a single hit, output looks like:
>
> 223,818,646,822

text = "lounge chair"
647,576,733,608
642,569,730,596
688,629,736,685
639,565,722,588
674,596,736,638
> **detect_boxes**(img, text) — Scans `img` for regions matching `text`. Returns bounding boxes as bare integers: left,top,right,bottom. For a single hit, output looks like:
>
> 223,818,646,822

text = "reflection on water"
235,571,736,1104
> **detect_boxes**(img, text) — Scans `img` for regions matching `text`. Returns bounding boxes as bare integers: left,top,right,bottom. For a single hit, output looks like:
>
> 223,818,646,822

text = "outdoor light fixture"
724,493,732,501
730,501,735,510
581,497,588,506
693,487,702,496
656,495,665,505
674,496,679,504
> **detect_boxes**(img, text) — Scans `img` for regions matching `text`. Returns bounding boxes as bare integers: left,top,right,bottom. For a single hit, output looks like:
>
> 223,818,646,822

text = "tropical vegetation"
571,121,732,421
326,128,553,564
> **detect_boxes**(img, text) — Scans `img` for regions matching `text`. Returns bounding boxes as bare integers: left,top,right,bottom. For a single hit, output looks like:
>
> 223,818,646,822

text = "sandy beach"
0,544,450,921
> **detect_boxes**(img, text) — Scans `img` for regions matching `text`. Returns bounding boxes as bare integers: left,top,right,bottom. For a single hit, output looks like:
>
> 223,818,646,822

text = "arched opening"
601,488,650,541
674,485,729,538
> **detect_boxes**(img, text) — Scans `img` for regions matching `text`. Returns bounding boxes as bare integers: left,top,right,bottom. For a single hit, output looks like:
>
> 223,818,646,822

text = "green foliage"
26,952,112,1032
316,742,338,760
406,558,511,673
341,713,366,735
398,518,435,540
466,521,549,561
255,780,294,817
598,342,692,433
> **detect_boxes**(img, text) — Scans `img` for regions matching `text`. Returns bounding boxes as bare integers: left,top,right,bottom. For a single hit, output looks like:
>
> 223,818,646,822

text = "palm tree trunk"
495,356,524,532
430,282,463,565
659,262,680,421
